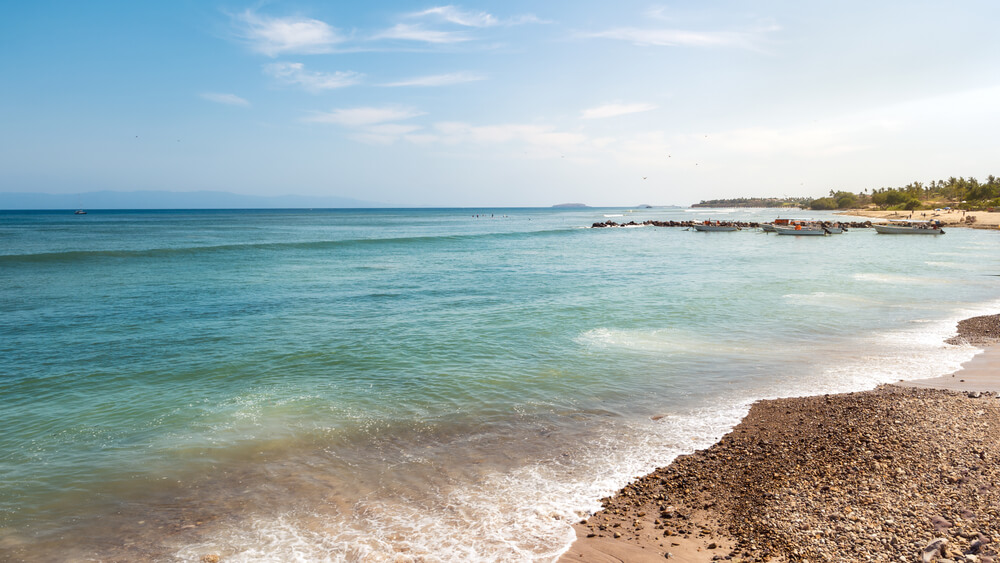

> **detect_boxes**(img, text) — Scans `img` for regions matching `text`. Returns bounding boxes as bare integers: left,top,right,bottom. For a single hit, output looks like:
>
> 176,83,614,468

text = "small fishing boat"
762,218,815,233
74,210,87,215
692,220,740,232
774,223,827,236
872,220,944,235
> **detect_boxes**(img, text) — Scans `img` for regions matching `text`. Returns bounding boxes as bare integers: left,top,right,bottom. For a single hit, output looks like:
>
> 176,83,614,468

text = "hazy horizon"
3,1,998,206
0,189,695,210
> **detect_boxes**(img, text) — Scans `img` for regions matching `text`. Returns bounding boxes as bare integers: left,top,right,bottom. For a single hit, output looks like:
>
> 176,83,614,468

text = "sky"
2,1,999,207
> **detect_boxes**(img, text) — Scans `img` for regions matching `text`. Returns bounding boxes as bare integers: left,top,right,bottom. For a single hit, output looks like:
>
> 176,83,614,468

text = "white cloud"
589,28,756,48
264,62,362,93
372,23,472,43
381,72,486,87
200,92,251,107
236,10,342,56
581,103,658,119
306,107,426,127
412,6,498,27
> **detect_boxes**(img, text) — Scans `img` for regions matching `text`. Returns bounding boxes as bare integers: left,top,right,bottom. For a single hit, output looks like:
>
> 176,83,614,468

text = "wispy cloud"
581,103,658,119
306,106,426,127
370,6,544,45
200,92,251,107
411,6,498,27
264,62,362,93
381,72,486,87
586,15,779,51
236,10,343,56
588,28,762,49
371,23,472,43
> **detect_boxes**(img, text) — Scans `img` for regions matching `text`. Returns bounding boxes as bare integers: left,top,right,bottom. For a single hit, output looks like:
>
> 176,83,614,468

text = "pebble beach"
562,315,1000,563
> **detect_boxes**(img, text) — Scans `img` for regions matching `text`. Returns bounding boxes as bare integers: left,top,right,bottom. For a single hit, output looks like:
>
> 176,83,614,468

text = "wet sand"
561,314,1000,562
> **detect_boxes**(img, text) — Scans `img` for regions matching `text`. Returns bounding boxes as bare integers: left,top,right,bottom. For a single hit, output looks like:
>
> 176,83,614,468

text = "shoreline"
561,314,1000,562
837,208,1000,229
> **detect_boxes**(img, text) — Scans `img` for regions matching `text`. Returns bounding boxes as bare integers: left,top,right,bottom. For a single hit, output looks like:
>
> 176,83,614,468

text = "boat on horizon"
872,220,944,235
74,210,87,215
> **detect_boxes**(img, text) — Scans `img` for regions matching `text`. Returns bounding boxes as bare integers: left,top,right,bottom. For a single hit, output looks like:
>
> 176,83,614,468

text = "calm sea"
1,208,998,561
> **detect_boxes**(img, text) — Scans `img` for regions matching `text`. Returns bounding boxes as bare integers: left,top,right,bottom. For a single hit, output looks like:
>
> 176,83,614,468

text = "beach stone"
923,538,949,562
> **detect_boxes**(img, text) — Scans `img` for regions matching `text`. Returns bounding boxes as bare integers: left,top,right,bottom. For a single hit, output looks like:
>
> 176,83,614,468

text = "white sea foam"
781,291,880,307
852,272,952,285
575,327,741,355
173,400,750,563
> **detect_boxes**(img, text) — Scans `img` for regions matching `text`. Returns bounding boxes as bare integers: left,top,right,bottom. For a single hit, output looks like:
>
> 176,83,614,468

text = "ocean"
1,207,997,561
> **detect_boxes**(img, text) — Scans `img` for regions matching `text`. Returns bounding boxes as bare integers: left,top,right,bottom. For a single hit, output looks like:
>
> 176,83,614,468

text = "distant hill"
0,190,390,210
552,203,589,208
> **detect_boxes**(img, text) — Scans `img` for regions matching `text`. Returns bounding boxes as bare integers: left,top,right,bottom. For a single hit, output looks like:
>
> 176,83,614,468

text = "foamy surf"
172,400,752,562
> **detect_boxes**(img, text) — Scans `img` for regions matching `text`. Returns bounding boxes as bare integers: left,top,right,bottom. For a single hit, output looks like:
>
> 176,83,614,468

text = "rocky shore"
590,220,873,229
562,315,1000,563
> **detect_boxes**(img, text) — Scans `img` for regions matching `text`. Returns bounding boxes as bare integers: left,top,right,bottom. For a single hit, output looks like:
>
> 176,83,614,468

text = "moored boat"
774,224,827,236
872,220,944,235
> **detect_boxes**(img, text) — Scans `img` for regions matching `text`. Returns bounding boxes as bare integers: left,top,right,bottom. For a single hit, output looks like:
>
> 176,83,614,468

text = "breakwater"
591,220,874,229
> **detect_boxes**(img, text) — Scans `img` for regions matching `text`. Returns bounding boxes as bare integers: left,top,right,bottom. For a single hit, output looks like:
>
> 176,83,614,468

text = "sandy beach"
841,208,1000,229
561,315,1000,562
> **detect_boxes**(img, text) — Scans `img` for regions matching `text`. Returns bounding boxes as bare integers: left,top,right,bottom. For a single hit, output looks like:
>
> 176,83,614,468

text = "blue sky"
2,1,998,206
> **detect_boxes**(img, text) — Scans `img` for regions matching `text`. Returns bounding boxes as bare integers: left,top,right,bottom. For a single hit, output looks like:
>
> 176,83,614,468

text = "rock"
200,556,221,563
923,538,948,563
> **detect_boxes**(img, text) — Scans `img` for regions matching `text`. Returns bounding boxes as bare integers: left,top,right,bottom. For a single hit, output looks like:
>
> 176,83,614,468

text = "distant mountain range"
0,190,391,210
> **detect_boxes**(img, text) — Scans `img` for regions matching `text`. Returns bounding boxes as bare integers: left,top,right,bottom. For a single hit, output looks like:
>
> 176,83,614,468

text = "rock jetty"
590,220,873,229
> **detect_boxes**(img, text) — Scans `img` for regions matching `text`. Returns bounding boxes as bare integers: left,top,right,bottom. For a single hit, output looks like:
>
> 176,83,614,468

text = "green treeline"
691,196,814,208
696,175,1000,211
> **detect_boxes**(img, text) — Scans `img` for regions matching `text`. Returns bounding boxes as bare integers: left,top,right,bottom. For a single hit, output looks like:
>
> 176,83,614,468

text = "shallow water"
1,207,998,561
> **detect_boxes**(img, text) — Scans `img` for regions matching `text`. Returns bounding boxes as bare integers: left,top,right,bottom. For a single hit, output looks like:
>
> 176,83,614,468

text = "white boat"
692,221,740,232
762,218,818,233
771,219,845,235
872,220,945,235
774,224,827,236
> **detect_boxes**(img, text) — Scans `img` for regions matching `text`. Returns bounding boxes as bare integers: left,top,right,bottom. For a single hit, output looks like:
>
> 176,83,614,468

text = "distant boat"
692,220,740,232
74,210,87,215
872,220,944,235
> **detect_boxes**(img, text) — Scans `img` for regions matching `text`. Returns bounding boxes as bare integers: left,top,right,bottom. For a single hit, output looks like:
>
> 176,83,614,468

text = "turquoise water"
1,208,998,561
